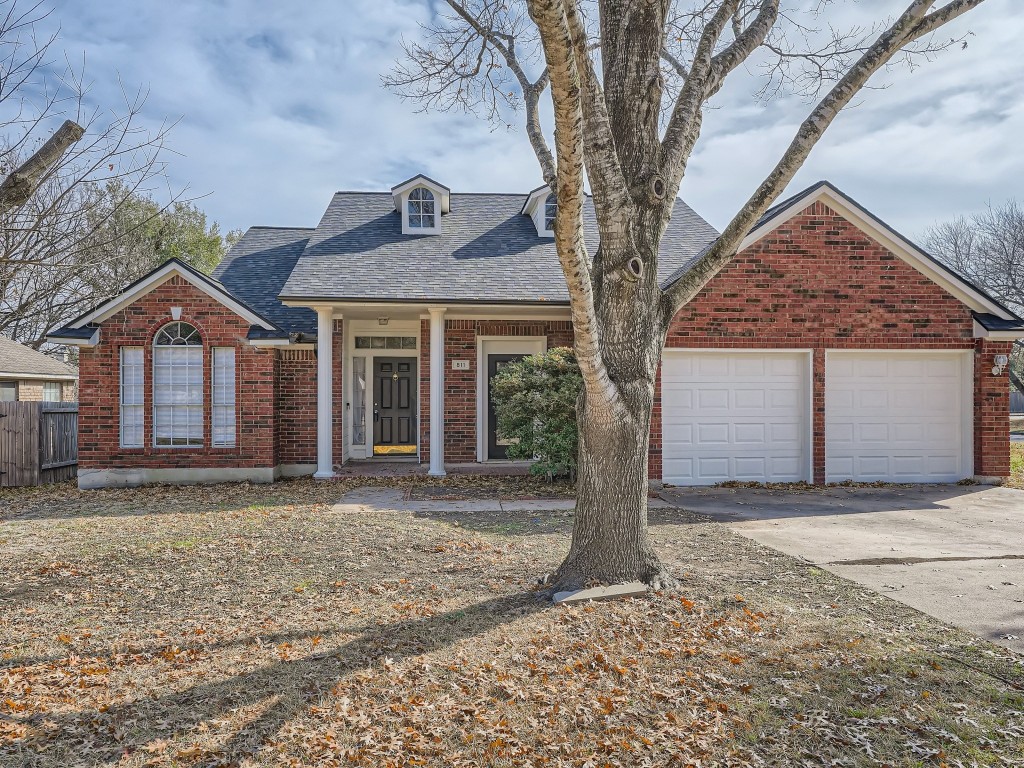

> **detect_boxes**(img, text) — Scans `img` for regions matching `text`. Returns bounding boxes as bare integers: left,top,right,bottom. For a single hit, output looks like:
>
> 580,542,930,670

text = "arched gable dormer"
391,174,450,235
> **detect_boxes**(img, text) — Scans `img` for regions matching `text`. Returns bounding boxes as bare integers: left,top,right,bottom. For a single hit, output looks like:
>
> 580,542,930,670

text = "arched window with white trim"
408,187,435,229
153,321,203,447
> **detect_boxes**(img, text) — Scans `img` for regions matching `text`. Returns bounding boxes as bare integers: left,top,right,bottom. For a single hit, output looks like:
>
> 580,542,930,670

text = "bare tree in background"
387,0,991,593
0,0,195,349
926,200,1024,393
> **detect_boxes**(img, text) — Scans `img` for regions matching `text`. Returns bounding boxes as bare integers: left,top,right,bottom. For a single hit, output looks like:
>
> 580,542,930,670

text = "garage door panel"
697,423,729,444
858,389,889,409
826,352,969,483
768,456,803,478
697,456,730,479
662,351,809,486
734,456,767,478
768,422,800,443
733,357,766,376
698,388,729,409
734,423,766,443
859,422,890,442
697,356,730,377
734,389,765,409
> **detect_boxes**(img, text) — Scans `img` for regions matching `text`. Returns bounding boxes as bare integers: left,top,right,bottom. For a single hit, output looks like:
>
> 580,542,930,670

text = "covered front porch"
292,301,573,479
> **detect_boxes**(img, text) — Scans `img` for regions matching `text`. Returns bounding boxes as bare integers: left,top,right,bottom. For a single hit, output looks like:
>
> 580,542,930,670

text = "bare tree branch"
0,118,83,213
663,0,986,316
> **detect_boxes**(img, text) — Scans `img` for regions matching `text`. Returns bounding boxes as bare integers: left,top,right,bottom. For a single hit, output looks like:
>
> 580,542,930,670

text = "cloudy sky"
36,0,1023,239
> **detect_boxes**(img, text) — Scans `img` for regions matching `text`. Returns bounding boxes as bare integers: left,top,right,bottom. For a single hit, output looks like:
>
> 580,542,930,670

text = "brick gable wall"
653,200,1009,481
78,276,278,470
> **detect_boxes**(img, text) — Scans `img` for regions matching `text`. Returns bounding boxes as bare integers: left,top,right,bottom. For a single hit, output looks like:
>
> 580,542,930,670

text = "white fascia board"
246,338,316,348
739,186,1015,320
0,370,79,381
973,319,1024,340
71,263,276,330
280,299,571,319
46,329,99,347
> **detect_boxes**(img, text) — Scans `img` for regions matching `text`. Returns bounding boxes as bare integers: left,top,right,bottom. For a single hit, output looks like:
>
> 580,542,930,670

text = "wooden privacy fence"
0,402,78,487
1012,390,1024,415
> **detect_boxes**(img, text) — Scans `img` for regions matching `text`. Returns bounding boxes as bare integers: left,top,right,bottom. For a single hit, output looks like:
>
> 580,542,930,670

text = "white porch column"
428,306,447,476
314,307,336,479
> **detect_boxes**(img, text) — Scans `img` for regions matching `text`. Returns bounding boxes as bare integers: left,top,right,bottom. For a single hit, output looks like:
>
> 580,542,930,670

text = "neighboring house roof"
279,192,720,304
212,227,317,336
0,336,77,380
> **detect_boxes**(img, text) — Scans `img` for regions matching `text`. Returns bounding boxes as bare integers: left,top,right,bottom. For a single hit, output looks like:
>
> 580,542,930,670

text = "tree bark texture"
520,0,989,595
0,120,84,214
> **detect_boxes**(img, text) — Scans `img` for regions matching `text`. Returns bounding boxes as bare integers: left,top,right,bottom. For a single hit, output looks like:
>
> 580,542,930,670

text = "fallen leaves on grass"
1,478,1022,767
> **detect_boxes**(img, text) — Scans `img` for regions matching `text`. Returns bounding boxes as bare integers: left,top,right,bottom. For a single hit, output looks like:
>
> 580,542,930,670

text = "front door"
487,353,525,460
373,358,416,455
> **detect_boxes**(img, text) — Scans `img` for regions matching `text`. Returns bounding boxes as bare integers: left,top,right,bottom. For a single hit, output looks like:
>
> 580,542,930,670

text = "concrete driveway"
659,484,1024,653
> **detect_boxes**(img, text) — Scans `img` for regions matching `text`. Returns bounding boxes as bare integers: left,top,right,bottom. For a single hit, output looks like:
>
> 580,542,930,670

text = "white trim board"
46,329,99,347
0,371,78,381
70,261,276,331
739,183,1017,320
972,319,1024,341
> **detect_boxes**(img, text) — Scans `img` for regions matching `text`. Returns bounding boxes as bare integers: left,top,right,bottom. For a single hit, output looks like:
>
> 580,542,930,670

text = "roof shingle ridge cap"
326,190,595,198
247,225,315,231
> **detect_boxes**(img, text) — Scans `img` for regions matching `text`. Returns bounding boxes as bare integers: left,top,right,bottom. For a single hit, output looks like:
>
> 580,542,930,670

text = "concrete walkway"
660,484,1024,653
333,486,677,514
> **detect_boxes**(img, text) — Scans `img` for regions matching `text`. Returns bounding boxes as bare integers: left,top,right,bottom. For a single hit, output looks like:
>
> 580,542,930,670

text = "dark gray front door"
373,358,416,455
487,353,525,460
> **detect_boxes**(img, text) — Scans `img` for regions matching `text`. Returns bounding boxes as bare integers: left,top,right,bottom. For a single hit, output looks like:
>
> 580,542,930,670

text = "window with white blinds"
43,381,62,401
120,347,144,447
212,347,236,447
153,322,203,447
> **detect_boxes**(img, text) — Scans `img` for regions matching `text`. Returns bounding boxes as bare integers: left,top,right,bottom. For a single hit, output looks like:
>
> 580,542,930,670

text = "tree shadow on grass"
12,592,547,764
413,504,707,538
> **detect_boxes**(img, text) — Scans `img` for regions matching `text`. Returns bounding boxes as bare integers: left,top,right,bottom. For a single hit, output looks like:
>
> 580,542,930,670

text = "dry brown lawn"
1,477,1022,768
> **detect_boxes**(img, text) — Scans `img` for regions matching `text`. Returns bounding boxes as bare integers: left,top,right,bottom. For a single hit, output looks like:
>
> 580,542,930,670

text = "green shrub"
490,347,582,480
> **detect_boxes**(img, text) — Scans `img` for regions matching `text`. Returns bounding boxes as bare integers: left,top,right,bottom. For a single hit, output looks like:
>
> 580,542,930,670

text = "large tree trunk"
551,220,677,593
554,381,677,592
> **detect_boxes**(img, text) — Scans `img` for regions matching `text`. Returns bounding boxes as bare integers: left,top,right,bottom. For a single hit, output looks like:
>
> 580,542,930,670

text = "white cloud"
42,0,1023,241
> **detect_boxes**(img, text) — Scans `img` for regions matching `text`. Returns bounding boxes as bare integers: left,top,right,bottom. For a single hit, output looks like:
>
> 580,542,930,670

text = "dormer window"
521,184,556,237
408,188,435,229
544,194,557,232
392,174,450,235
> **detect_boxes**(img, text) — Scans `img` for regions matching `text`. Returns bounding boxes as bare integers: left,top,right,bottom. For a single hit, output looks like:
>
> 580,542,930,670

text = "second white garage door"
825,351,972,483
661,351,810,485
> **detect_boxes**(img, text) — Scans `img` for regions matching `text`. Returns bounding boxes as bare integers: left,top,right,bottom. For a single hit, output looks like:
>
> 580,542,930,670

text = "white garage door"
825,351,971,483
661,351,810,485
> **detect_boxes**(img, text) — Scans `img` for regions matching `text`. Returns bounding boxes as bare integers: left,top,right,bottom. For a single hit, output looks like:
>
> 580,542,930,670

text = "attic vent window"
408,188,435,229
544,194,557,232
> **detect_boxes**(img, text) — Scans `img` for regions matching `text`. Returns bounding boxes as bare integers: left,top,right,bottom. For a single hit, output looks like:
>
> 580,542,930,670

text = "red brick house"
49,178,1024,489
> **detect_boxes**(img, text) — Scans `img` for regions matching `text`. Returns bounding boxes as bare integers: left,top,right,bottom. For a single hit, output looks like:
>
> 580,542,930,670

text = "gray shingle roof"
213,227,317,334
0,336,77,378
279,192,719,304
